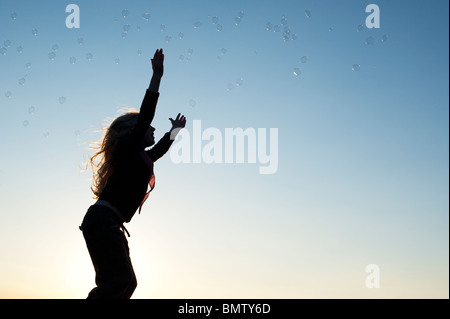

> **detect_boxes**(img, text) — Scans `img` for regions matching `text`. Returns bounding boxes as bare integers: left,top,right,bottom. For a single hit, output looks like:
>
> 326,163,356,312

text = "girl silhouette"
80,49,186,299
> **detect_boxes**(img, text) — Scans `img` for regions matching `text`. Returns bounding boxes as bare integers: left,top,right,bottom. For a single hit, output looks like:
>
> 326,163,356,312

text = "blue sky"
0,0,448,298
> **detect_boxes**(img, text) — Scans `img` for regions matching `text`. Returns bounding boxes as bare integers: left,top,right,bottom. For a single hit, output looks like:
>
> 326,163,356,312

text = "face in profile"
143,125,156,147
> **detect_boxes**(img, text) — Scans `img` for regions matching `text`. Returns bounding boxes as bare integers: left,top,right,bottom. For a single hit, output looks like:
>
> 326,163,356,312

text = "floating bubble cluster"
266,15,297,42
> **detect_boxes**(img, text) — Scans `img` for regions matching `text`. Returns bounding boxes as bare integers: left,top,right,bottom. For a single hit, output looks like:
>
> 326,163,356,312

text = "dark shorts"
80,204,137,299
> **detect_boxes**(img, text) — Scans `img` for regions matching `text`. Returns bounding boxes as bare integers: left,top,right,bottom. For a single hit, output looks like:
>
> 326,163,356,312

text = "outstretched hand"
151,48,164,77
169,113,186,129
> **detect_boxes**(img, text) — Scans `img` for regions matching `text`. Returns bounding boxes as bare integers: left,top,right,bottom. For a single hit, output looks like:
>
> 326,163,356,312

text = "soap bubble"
11,12,17,20
77,37,84,45
123,24,131,32
357,24,364,32
273,25,280,32
237,11,244,18
265,22,273,31
4,40,11,47
293,68,301,76
178,32,184,39
291,33,297,40
136,26,141,32
221,48,227,54
137,49,142,56
352,64,361,71
28,106,35,114
226,83,234,91
160,24,165,32
193,21,202,29
280,16,288,26
187,48,193,55
142,13,150,21
86,53,93,61
328,26,334,32
300,56,309,63
305,10,311,18
59,96,66,104
236,77,244,87
122,9,129,18
48,52,56,60
52,44,59,51
212,16,219,24
22,120,29,127
25,62,31,69
0,47,7,55
43,131,50,138
234,17,242,26
381,34,388,43
165,35,172,43
189,99,196,107
69,57,76,64
365,36,374,45
31,29,38,36
216,24,223,31
5,91,12,98
18,77,26,86
74,130,81,136
121,32,127,39
178,54,185,61
114,58,120,64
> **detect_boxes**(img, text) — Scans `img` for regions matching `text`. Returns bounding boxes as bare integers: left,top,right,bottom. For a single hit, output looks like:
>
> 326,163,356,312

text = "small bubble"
266,22,273,31
187,48,193,55
165,35,172,43
121,32,127,39
136,26,141,32
178,32,184,39
59,96,66,104
293,68,301,76
226,83,234,91
25,62,31,69
352,64,361,71
179,54,185,61
234,17,242,25
114,58,120,64
28,106,35,114
160,24,166,32
86,53,93,61
280,16,288,26
212,16,219,24
365,36,375,45
305,10,311,18
142,13,150,21
5,91,12,98
300,56,309,63
122,9,129,18
4,40,11,47
77,37,84,45
69,57,76,64
31,29,38,36
273,25,280,32
74,130,81,136
0,47,7,55
381,34,388,43
216,24,223,32
52,44,59,51
238,11,245,18
48,52,56,60
18,77,26,86
123,24,131,32
11,12,17,20
189,99,196,107
221,48,227,54
328,26,334,32
43,131,50,138
236,77,244,87
22,120,29,127
357,24,364,32
291,33,297,40
137,49,142,56
193,21,202,29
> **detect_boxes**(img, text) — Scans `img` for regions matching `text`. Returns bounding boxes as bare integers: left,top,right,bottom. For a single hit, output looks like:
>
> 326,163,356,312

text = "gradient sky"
0,0,448,298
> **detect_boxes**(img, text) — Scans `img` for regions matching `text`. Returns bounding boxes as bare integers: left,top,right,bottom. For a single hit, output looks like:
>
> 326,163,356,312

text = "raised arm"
149,48,164,93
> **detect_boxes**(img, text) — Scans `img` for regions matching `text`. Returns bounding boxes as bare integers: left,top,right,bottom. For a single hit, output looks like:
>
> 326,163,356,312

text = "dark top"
98,90,174,223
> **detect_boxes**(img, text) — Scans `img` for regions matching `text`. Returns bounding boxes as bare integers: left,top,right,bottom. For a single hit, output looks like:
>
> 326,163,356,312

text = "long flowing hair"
86,108,139,199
